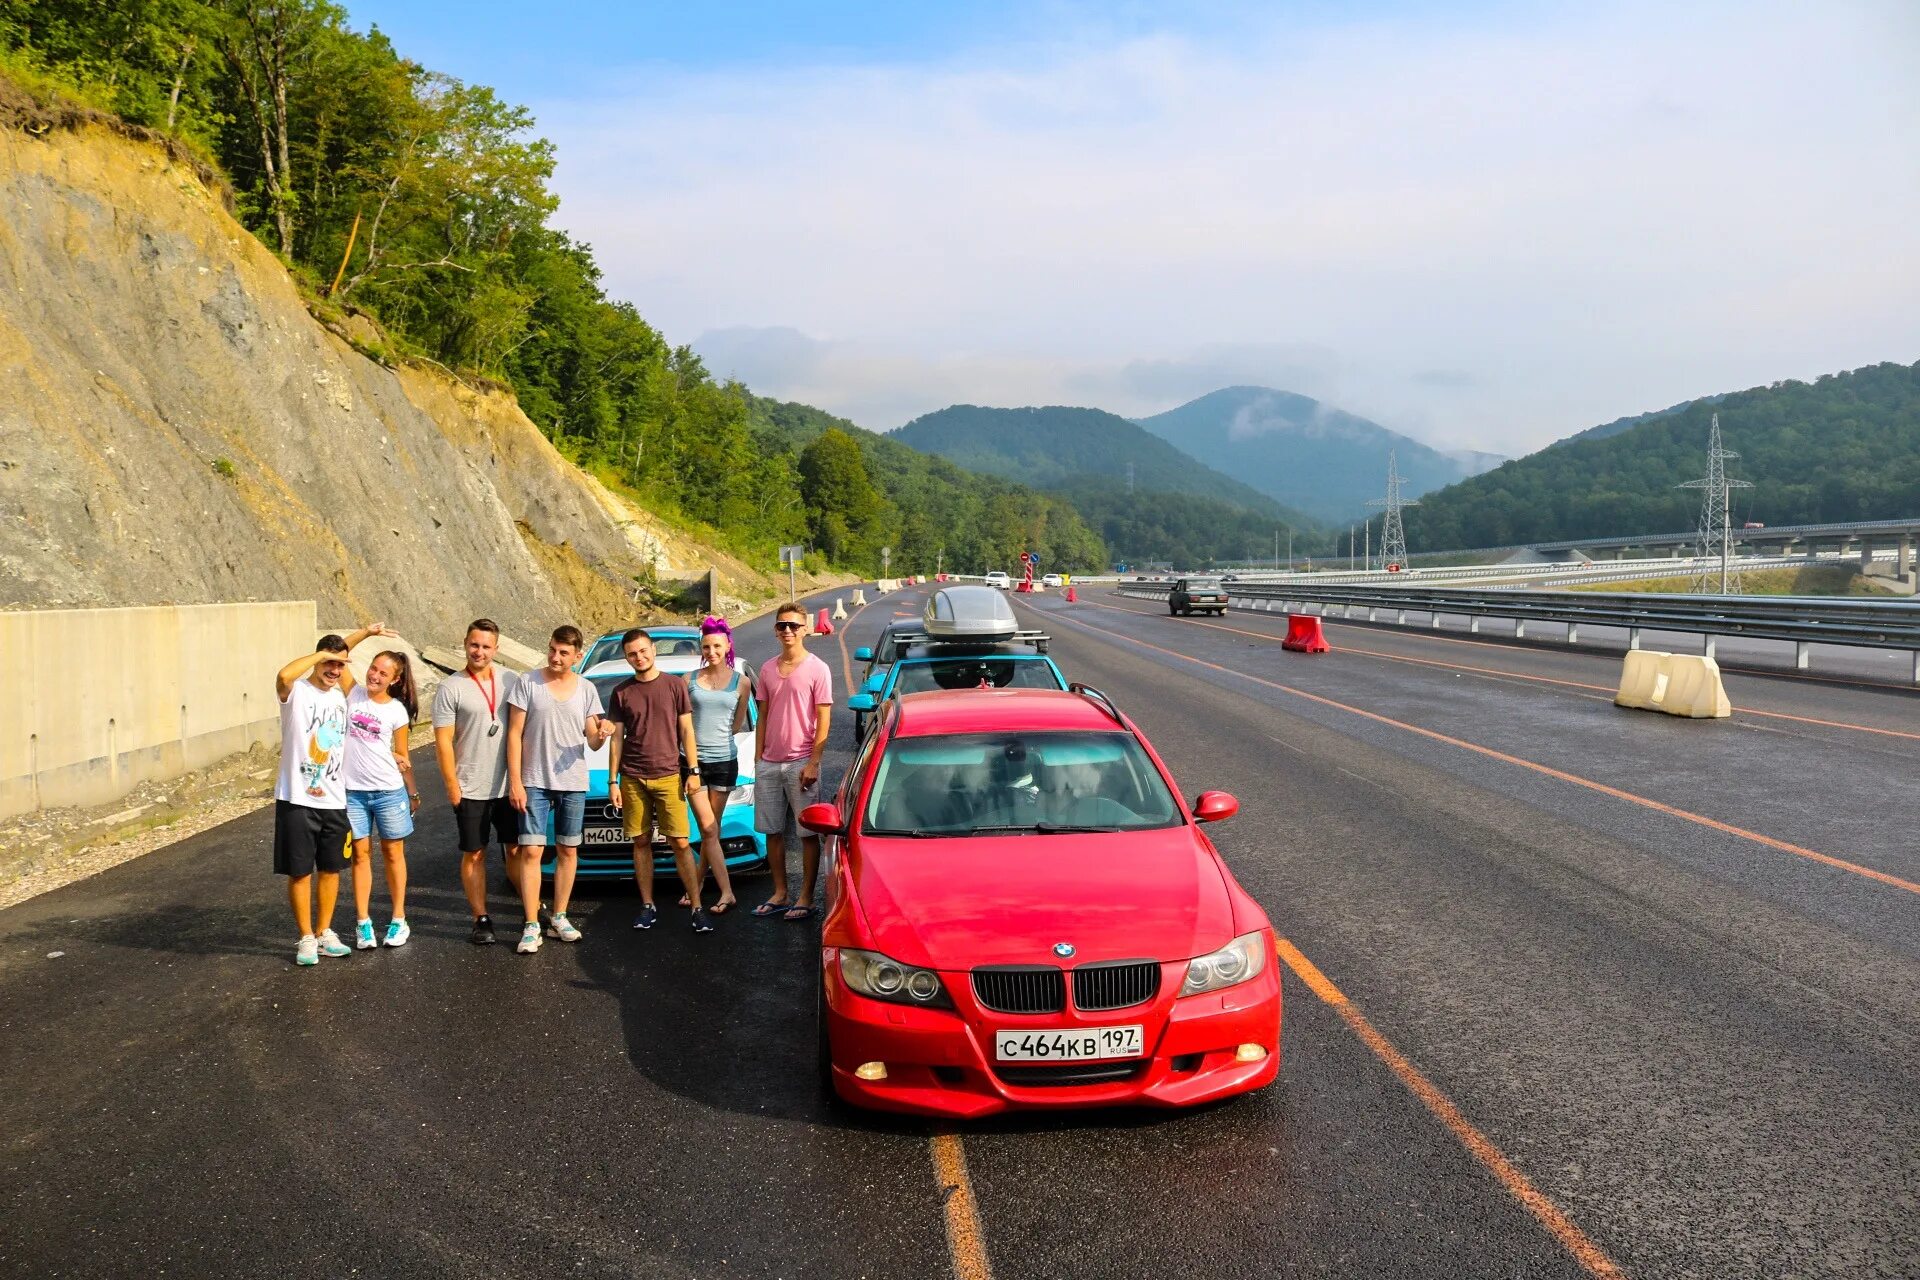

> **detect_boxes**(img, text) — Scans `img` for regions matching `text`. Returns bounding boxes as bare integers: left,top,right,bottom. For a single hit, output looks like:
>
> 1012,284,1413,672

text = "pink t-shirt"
757,652,833,763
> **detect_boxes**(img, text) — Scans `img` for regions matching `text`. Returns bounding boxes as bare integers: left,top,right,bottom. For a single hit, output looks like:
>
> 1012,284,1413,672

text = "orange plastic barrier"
1281,613,1330,653
1015,581,1033,593
813,608,834,636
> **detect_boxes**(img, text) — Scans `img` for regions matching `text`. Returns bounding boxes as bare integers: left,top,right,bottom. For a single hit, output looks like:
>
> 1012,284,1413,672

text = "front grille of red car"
971,966,1065,1014
995,1061,1147,1087
1070,960,1161,1011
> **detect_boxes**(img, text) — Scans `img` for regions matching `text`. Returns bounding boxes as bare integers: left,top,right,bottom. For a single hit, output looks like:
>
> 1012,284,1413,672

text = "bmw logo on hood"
1052,942,1076,958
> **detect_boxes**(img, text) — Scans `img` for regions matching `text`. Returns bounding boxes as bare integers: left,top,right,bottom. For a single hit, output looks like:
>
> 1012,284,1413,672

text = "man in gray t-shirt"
504,624,610,951
431,619,527,947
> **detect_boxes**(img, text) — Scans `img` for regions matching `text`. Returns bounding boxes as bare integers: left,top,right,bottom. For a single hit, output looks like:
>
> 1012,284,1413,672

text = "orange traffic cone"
1065,585,1077,603
813,608,834,636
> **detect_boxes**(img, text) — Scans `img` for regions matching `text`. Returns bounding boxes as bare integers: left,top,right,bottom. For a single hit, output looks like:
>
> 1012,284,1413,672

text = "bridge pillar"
1898,534,1913,576
1861,538,1875,570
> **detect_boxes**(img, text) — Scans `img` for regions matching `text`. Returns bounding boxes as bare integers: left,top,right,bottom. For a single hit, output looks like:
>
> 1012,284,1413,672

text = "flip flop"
711,898,736,916
782,904,818,922
751,900,792,918
678,894,692,908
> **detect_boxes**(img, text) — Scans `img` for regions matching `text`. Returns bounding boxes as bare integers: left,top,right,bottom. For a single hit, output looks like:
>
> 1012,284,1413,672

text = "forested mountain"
894,404,1294,515
748,397,1106,573
892,404,1326,566
1135,387,1503,522
0,3,1080,575
1406,361,1920,549
1546,397,1718,450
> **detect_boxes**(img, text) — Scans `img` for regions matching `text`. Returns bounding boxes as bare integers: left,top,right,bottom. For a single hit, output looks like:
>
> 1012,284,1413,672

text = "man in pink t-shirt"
751,602,833,920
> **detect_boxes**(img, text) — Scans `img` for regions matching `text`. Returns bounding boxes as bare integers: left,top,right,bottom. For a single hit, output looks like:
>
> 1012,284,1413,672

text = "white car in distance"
1040,573,1063,588
983,570,1011,588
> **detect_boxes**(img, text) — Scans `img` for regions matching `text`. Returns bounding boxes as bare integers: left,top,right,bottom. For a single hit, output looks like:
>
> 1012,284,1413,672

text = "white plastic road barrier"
876,578,898,593
1614,650,1672,710
832,598,848,620
1614,651,1730,718
1660,655,1732,718
852,589,868,606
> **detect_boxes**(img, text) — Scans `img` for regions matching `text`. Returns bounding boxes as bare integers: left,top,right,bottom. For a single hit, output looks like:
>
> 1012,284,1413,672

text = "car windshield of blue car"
891,658,1063,696
863,732,1181,835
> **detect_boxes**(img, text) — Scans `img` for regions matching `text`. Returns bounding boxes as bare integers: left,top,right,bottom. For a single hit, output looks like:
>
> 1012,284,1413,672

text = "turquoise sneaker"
383,919,411,948
317,929,351,958
295,935,318,966
355,919,377,950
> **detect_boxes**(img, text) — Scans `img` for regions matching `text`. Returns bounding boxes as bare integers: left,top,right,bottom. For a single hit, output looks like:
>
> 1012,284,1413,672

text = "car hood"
848,827,1236,970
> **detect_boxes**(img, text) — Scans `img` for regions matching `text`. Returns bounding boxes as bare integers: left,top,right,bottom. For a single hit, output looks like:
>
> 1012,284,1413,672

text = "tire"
817,973,843,1108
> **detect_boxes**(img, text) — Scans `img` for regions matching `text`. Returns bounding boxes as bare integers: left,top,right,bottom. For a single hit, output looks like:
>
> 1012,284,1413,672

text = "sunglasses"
774,620,806,632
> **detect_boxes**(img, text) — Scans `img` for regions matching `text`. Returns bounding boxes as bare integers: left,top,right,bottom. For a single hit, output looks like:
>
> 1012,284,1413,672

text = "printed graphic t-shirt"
276,676,349,809
607,674,693,780
507,671,604,791
756,653,832,763
430,667,519,800
342,687,411,792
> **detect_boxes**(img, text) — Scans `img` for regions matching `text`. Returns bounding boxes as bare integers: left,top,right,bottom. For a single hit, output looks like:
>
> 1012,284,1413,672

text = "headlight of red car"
1179,931,1268,996
840,948,953,1009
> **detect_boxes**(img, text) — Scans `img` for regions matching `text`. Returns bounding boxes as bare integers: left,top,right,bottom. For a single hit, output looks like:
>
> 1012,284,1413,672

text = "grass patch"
1573,565,1896,596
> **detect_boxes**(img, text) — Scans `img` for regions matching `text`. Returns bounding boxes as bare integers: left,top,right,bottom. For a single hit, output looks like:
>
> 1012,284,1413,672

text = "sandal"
782,903,818,922
751,900,793,918
678,894,692,908
711,897,736,916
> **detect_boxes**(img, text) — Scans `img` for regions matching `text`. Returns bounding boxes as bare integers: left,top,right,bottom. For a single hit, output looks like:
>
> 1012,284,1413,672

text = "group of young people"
271,602,834,966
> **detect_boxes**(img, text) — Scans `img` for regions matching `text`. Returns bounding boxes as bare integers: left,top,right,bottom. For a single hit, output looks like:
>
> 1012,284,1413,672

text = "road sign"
779,544,805,566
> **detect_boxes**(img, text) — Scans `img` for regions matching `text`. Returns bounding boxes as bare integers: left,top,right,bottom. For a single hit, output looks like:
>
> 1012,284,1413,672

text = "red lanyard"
469,669,498,719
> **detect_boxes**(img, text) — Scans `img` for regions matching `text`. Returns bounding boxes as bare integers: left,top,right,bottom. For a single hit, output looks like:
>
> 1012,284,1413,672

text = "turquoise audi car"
541,666,768,880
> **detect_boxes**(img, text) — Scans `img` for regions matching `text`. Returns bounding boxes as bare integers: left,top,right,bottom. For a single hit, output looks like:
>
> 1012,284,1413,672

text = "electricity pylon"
1366,450,1417,571
1678,413,1751,594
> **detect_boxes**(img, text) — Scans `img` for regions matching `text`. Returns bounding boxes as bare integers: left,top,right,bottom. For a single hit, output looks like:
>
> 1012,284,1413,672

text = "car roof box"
923,585,1018,640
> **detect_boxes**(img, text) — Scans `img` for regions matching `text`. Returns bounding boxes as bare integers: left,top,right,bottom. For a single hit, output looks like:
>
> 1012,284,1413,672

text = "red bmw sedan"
801,685,1281,1118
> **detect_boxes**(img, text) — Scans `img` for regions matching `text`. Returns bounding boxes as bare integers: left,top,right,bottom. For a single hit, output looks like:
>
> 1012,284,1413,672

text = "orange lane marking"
1274,938,1628,1280
1088,598,1920,743
1042,603,1920,896
930,1131,995,1280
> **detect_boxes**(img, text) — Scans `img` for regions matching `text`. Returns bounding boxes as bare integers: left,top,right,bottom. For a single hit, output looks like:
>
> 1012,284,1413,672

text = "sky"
357,1,1920,456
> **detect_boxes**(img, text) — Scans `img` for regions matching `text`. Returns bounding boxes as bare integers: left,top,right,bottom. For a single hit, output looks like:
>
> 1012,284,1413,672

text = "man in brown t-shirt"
605,629,707,931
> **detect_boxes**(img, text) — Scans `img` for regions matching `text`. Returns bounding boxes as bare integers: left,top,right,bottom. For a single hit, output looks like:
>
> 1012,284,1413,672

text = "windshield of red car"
862,732,1182,835
891,658,1063,696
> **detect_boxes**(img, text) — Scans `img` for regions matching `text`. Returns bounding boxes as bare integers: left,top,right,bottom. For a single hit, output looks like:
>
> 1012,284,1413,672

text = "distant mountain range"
1133,387,1504,523
892,405,1330,563
1405,360,1920,549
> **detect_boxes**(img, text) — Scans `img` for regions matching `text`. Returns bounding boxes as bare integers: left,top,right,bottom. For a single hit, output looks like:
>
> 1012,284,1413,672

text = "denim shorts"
521,786,586,848
346,787,414,841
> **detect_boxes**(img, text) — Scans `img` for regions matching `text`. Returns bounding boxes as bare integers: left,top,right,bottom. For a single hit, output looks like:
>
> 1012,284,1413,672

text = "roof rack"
892,628,1050,655
1068,682,1124,726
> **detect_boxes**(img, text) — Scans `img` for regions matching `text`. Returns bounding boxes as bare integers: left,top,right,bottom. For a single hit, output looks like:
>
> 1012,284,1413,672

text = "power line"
1366,450,1418,571
1678,413,1752,594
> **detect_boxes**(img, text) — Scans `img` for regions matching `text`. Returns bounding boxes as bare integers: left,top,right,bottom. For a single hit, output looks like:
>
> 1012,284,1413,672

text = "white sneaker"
546,912,581,943
355,918,377,950
295,935,319,966
384,919,411,948
516,922,543,954
317,929,351,958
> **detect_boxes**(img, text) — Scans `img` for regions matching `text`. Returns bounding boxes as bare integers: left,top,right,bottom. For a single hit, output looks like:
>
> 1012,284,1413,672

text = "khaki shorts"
621,773,689,841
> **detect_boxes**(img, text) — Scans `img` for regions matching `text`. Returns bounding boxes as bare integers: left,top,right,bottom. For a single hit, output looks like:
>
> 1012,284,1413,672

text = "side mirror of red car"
799,802,846,835
1192,791,1238,823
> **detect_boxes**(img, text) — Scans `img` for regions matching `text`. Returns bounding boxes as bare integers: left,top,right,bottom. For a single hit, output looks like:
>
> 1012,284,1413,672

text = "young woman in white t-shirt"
343,651,421,949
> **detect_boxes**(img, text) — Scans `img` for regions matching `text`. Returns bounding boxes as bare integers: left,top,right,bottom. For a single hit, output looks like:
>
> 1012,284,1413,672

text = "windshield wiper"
1035,823,1121,834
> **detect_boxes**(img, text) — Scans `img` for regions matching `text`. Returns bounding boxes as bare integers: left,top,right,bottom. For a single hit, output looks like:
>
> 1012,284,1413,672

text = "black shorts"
273,800,350,877
455,796,519,853
696,758,740,791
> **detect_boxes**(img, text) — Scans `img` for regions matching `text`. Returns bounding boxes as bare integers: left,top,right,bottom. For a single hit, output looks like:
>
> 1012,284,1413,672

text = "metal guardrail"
1115,582,1920,682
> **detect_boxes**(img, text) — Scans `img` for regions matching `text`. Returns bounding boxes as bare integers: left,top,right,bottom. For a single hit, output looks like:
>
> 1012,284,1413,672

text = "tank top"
688,669,742,762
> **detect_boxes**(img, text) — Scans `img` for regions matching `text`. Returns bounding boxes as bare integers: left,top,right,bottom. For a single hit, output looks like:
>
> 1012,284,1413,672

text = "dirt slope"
0,118,791,642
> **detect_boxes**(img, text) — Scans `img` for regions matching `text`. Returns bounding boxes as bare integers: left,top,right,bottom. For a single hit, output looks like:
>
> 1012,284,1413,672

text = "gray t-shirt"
506,671,605,792
430,667,520,800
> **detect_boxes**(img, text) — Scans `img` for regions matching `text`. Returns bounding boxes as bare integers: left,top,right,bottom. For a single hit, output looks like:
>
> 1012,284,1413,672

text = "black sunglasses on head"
774,620,806,632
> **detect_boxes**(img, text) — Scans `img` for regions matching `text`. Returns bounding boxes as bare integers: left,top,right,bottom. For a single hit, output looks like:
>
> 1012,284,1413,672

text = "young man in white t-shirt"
274,622,393,966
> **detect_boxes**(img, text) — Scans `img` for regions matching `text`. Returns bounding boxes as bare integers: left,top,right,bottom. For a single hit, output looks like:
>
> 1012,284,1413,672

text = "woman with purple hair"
682,617,750,913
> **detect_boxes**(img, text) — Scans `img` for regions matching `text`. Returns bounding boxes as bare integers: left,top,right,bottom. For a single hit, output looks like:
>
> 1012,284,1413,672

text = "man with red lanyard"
432,618,525,946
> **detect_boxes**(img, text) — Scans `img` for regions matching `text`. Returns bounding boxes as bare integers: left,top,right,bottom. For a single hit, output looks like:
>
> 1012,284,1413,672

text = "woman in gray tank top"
684,629,752,913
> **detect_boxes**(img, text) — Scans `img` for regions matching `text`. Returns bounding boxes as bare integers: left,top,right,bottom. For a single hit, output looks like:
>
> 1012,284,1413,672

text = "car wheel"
817,974,843,1108
1168,605,1178,616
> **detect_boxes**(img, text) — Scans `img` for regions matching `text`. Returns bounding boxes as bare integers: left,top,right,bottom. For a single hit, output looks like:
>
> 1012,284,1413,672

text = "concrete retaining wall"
0,601,316,819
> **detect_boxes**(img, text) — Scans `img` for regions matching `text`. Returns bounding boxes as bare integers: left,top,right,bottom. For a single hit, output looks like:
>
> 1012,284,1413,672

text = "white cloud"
540,2,1920,454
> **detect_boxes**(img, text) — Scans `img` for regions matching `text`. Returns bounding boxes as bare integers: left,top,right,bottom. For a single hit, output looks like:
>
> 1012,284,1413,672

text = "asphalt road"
2,581,1915,1279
